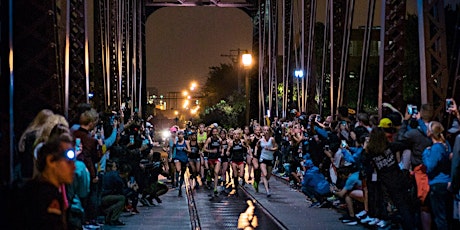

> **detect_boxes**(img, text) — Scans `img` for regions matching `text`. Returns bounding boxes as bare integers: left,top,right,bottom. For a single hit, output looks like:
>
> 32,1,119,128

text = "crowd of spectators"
12,103,167,229
268,100,460,229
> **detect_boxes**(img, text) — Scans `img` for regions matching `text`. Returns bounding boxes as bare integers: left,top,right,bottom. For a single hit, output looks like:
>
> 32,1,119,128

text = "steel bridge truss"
94,0,146,115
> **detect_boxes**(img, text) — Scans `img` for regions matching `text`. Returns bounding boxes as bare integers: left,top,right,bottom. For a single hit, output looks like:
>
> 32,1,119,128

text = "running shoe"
368,218,380,226
309,202,320,208
355,210,367,219
376,220,388,228
360,216,376,224
341,216,358,225
253,181,259,192
327,195,338,202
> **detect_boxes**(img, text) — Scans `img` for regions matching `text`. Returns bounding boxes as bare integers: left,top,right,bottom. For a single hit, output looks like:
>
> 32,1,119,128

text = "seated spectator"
301,160,331,207
100,161,126,226
331,166,364,226
140,151,169,206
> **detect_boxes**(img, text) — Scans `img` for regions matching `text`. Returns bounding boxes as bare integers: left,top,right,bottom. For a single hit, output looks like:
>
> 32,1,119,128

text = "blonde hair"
428,121,445,143
80,108,99,125
34,114,69,146
18,109,54,152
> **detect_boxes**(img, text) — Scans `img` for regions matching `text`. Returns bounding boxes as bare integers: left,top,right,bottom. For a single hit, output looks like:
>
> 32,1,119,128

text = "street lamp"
242,53,253,125
294,69,304,78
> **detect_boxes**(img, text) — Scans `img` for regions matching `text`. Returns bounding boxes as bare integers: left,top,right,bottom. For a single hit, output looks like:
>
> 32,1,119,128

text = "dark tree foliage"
197,63,246,128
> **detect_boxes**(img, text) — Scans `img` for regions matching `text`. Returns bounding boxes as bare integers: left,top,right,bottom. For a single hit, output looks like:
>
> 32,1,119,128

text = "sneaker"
341,216,358,225
139,198,150,207
327,195,338,202
360,216,375,224
130,208,140,214
376,220,388,228
355,210,367,219
266,192,271,198
368,218,380,226
253,181,259,192
154,197,162,204
309,202,320,208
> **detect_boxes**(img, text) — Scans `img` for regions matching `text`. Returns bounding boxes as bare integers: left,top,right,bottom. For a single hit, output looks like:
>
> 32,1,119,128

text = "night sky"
144,1,418,95
146,7,253,95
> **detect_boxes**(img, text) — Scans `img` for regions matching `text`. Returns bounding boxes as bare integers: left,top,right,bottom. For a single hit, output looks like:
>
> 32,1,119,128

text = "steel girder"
330,0,345,115
419,0,449,120
12,0,63,134
256,0,279,121
67,0,88,122
94,0,145,115
378,0,406,115
304,0,317,113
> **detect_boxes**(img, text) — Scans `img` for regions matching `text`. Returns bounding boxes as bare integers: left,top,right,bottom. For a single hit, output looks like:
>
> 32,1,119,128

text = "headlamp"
63,149,76,161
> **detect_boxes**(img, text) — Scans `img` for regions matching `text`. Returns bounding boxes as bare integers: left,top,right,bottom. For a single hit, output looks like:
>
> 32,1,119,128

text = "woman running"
249,125,262,192
173,130,191,197
227,129,249,196
203,127,222,197
197,123,207,186
255,126,278,197
243,126,253,182
188,132,201,189
220,129,230,186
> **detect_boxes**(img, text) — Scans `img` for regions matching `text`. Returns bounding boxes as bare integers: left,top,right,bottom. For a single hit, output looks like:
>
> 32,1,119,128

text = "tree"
197,63,246,128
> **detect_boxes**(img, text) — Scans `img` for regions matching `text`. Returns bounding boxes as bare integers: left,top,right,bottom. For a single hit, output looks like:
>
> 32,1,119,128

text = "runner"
219,129,230,187
187,131,201,189
196,123,208,187
227,129,249,197
173,130,191,197
255,126,278,197
203,127,222,197
163,126,178,187
243,126,253,183
249,125,262,192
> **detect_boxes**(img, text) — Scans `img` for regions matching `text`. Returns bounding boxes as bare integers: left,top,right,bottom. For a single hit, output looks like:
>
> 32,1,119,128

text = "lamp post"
294,69,304,112
242,53,253,125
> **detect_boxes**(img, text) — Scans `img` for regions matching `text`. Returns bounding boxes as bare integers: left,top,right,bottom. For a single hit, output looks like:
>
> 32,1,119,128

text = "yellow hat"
378,118,393,128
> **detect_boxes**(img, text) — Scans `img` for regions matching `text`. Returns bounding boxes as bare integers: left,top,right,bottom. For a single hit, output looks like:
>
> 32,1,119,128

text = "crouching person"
100,161,126,226
301,160,331,207
331,166,364,226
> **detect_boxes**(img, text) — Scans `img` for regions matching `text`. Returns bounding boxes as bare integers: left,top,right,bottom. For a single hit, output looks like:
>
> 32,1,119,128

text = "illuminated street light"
242,54,252,67
182,90,189,97
294,70,304,78
190,81,197,91
242,53,253,125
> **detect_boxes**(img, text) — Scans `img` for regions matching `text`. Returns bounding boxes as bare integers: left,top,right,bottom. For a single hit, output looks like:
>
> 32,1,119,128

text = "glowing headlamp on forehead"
63,148,77,161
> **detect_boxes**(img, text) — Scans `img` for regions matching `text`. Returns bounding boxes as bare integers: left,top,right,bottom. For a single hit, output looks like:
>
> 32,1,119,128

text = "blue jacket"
423,142,451,185
342,147,364,171
302,166,330,195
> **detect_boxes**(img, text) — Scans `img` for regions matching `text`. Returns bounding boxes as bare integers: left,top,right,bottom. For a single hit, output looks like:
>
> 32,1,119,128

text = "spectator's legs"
429,183,451,230
101,195,125,224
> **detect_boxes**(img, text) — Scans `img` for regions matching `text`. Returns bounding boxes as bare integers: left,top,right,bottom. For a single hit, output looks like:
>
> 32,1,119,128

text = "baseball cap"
378,118,393,129
170,126,178,132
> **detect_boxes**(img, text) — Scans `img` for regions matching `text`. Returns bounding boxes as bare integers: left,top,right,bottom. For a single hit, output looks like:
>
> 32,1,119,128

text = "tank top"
260,137,275,161
174,140,188,163
197,132,207,144
230,140,246,162
208,136,221,159
189,140,200,159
